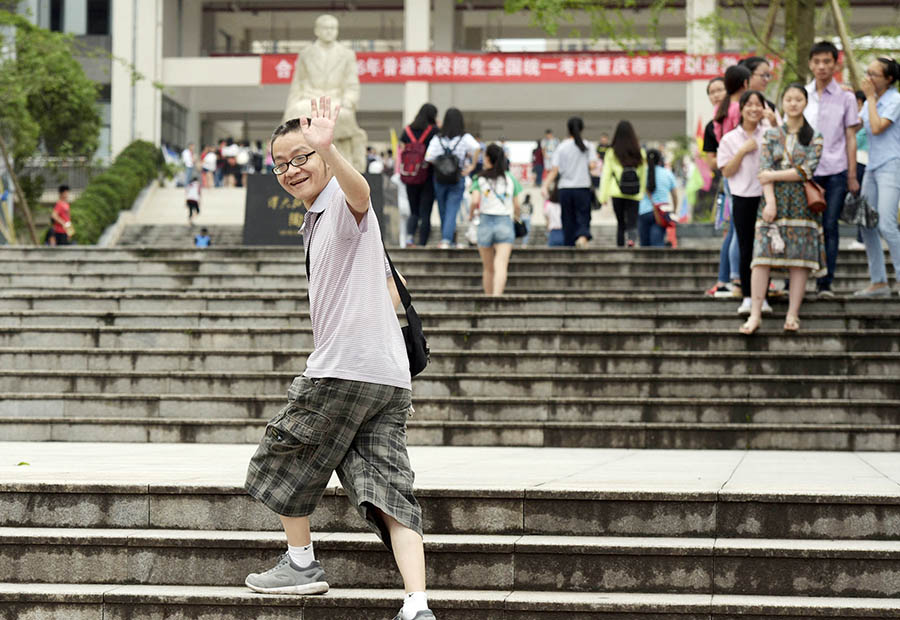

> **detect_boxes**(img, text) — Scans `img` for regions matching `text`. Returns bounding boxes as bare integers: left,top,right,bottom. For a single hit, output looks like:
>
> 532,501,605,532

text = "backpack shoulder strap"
418,125,433,143
404,126,416,143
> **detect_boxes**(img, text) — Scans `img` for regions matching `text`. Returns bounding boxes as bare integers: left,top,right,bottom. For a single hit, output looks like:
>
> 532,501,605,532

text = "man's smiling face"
272,130,329,204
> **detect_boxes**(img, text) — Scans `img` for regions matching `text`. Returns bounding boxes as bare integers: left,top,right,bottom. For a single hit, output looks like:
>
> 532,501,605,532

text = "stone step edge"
4,528,900,558
4,326,900,337
5,417,899,435
3,347,898,361
6,394,900,407
3,290,893,302
5,310,900,319
2,584,899,615
4,478,897,505
2,369,898,385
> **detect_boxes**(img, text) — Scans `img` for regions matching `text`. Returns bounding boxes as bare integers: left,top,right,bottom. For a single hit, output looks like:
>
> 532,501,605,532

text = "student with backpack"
398,104,439,246
540,117,598,248
469,144,522,296
600,120,647,247
424,107,480,249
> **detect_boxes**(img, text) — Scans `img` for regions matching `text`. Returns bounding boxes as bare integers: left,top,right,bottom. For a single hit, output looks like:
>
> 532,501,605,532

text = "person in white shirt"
424,107,480,249
181,143,195,187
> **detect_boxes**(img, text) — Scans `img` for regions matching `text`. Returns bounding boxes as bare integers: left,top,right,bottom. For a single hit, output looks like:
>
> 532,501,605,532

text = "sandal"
740,316,761,335
783,315,800,332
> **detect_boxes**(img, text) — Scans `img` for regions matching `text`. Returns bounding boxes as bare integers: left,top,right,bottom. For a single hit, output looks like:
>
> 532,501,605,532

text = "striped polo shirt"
300,177,411,390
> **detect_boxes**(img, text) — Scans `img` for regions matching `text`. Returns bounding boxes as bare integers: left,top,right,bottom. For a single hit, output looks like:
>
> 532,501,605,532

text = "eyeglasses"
865,70,884,79
755,72,773,80
272,151,317,175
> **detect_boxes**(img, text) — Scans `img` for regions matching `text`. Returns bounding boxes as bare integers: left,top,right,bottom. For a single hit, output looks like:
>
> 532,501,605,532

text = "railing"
21,158,108,194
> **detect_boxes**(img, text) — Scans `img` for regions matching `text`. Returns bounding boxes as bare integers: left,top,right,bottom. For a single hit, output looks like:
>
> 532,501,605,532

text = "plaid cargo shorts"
245,375,421,549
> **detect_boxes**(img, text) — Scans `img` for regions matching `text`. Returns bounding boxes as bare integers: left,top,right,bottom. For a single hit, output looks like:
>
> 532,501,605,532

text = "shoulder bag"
780,130,826,214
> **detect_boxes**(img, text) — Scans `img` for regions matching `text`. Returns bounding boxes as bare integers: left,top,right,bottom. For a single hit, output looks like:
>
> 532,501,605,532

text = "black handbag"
384,250,430,376
514,219,527,238
304,226,429,377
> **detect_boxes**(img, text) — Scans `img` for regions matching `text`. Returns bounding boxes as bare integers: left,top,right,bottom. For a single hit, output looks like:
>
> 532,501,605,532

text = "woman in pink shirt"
713,65,751,141
717,90,771,317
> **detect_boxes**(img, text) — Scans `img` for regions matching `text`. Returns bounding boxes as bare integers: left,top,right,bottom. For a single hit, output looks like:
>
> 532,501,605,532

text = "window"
87,0,110,36
161,96,187,151
49,0,63,32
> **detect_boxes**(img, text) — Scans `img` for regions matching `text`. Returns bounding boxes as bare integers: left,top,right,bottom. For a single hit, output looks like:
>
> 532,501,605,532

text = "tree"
0,8,101,244
503,0,856,85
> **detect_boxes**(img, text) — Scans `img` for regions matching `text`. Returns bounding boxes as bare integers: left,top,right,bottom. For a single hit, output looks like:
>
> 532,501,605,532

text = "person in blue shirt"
855,57,900,298
638,149,678,247
194,227,211,248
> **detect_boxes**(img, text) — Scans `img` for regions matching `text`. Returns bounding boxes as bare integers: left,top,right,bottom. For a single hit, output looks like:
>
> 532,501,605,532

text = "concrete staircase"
0,245,898,451
1,243,899,618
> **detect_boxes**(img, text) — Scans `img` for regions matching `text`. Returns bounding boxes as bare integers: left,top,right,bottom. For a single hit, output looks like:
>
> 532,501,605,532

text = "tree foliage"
0,8,102,243
0,10,101,164
502,0,894,86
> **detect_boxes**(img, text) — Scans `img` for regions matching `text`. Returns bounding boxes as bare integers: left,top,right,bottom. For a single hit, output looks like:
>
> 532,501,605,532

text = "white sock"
402,591,428,619
287,542,315,568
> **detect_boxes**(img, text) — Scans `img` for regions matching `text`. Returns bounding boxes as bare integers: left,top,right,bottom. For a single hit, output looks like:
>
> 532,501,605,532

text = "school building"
18,0,895,161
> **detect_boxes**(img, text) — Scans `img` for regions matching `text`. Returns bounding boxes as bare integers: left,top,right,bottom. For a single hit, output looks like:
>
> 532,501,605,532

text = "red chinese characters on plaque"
261,52,770,85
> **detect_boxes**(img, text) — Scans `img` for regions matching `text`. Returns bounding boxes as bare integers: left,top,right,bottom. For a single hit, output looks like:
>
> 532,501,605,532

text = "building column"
110,0,163,158
403,0,429,125
685,0,716,136
430,0,455,123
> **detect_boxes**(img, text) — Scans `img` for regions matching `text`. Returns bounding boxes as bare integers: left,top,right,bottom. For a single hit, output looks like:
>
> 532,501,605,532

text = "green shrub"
70,140,164,244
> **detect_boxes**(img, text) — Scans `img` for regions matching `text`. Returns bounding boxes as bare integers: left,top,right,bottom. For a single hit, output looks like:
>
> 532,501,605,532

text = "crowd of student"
700,42,900,333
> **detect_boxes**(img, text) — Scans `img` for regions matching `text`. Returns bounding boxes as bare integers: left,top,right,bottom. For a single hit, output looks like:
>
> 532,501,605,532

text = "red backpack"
399,125,434,185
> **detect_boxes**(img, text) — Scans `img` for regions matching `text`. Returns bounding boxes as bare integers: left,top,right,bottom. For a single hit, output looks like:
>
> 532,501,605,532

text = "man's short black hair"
855,90,866,102
544,129,553,134
809,41,839,61
58,185,69,194
269,118,303,160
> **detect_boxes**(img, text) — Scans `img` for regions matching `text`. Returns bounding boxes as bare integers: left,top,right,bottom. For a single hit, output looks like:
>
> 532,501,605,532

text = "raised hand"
300,96,342,152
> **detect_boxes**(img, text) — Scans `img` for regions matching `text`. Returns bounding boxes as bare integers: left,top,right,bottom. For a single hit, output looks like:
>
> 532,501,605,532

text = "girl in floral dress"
740,83,825,334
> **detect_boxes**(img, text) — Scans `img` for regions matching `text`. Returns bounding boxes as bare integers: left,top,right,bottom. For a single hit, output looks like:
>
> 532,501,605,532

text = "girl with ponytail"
541,116,599,247
638,149,678,247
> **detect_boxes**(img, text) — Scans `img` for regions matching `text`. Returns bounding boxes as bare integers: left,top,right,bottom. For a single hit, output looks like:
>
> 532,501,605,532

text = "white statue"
283,14,367,172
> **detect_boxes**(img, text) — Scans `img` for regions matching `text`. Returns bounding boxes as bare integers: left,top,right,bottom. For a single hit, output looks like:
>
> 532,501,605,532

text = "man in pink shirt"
804,41,861,297
244,96,435,620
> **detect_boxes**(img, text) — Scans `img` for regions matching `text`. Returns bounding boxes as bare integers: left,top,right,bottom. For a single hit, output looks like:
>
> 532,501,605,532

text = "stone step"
0,271,886,291
3,527,899,597
0,256,881,276
2,370,899,401
5,392,899,421
3,585,898,620
5,291,898,314
3,414,898,450
4,310,900,331
2,326,898,353
4,478,898,540
0,245,881,257
3,347,899,375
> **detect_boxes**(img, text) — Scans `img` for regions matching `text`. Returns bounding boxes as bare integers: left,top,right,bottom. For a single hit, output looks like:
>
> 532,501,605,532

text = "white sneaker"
438,240,451,250
762,299,773,314
737,298,752,315
849,241,866,250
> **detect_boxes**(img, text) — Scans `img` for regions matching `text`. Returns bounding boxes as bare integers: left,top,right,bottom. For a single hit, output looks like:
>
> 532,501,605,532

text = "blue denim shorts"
477,214,515,247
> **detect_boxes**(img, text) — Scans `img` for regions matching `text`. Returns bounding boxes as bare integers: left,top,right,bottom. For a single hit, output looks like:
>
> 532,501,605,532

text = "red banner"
261,52,755,85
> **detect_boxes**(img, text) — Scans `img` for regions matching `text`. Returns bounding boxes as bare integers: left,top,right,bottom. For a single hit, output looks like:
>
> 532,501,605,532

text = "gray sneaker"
245,553,329,595
393,611,436,620
853,285,892,298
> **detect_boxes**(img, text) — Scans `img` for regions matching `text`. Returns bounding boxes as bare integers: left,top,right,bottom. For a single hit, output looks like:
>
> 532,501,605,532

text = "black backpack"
433,136,463,184
616,167,641,196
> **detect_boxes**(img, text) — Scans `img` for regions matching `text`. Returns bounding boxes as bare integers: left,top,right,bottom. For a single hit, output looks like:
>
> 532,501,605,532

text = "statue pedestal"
241,173,386,246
